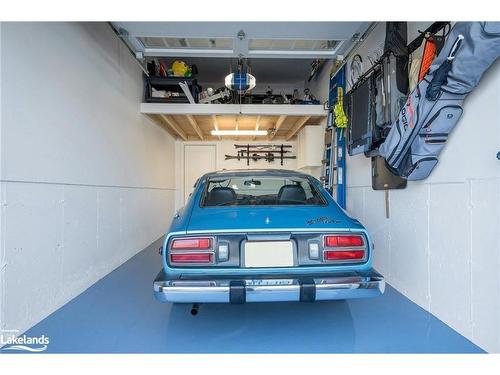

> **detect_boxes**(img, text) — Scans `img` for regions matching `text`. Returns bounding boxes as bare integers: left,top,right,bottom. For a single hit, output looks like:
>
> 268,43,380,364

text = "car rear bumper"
153,270,385,303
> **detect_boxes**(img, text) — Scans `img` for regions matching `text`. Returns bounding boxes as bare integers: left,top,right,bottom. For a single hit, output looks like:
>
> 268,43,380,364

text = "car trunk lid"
186,205,356,233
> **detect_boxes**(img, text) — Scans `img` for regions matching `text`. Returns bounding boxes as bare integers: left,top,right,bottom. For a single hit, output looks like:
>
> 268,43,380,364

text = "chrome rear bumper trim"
154,272,385,303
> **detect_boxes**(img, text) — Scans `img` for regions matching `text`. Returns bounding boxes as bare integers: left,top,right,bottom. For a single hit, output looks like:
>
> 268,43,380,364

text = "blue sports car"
154,169,384,306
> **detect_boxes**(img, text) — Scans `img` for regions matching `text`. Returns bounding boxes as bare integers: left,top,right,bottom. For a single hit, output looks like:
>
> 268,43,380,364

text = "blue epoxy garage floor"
19,239,483,353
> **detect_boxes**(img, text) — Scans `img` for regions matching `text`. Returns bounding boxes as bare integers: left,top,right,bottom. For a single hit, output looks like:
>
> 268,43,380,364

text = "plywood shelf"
140,103,327,117
141,103,327,141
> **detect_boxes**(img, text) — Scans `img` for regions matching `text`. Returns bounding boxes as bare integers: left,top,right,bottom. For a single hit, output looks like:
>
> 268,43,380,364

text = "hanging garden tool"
333,86,348,139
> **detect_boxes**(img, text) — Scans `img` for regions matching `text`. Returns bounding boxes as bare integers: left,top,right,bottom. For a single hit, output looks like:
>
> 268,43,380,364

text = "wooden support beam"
186,115,204,140
268,115,287,140
252,115,261,141
235,117,239,141
254,115,261,131
146,114,178,139
159,114,188,141
285,116,311,141
211,115,221,140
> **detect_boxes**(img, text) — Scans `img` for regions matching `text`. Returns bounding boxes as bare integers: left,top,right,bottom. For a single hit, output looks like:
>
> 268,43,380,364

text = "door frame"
182,143,217,204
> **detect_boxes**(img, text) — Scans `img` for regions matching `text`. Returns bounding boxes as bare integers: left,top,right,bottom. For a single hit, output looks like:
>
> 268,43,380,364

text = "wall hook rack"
225,144,295,166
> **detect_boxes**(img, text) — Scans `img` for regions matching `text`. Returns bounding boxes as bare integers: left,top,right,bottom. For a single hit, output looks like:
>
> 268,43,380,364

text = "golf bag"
379,22,500,180
373,22,409,148
379,22,409,127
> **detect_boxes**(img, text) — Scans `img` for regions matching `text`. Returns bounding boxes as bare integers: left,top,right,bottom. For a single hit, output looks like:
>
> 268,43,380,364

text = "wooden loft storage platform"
140,103,328,141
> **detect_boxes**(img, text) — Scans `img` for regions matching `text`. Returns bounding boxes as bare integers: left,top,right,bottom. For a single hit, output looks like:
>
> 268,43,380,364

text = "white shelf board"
140,103,327,117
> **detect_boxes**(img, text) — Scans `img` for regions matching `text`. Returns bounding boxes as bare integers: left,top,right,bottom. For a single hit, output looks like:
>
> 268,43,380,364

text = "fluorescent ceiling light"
211,130,267,136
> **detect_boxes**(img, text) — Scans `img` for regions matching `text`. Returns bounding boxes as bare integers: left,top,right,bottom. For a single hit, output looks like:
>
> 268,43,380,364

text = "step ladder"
320,66,346,209
320,116,336,192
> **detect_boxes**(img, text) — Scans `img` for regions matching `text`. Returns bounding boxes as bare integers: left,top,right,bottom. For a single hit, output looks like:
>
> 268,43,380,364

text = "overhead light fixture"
211,130,267,136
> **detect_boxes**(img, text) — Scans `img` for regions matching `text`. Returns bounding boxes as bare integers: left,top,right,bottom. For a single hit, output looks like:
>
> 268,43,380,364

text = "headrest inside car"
277,185,306,203
206,187,236,206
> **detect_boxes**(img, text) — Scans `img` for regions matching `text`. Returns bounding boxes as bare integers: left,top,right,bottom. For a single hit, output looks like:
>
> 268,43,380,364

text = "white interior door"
184,145,216,203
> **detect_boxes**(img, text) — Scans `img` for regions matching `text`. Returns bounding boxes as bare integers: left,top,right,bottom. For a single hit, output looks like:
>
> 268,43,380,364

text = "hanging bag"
379,22,500,180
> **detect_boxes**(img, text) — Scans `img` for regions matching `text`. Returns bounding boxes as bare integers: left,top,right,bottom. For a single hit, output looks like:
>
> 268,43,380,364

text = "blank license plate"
244,241,294,268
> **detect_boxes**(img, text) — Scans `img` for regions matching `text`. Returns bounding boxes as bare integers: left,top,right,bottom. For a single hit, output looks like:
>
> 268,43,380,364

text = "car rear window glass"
202,175,327,207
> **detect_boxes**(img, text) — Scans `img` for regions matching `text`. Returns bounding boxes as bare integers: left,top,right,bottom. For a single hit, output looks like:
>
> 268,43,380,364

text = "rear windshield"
201,175,326,207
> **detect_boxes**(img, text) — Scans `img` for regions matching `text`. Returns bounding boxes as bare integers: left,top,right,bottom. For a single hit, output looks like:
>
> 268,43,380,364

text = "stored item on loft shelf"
262,87,275,104
169,60,194,78
179,81,196,104
234,92,292,105
261,87,291,104
298,88,320,105
146,59,197,78
154,169,385,307
199,87,232,104
226,144,295,166
147,59,168,77
379,22,500,181
144,76,200,103
277,93,291,104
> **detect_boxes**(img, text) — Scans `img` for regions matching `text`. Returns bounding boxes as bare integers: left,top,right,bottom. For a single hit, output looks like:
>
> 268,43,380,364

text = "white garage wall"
0,23,176,336
175,139,297,209
0,22,4,340
344,23,500,352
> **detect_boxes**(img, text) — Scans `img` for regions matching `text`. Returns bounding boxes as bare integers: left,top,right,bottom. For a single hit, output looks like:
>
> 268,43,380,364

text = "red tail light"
322,234,367,263
324,250,365,261
170,253,212,263
324,235,364,247
169,237,214,265
171,237,211,250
